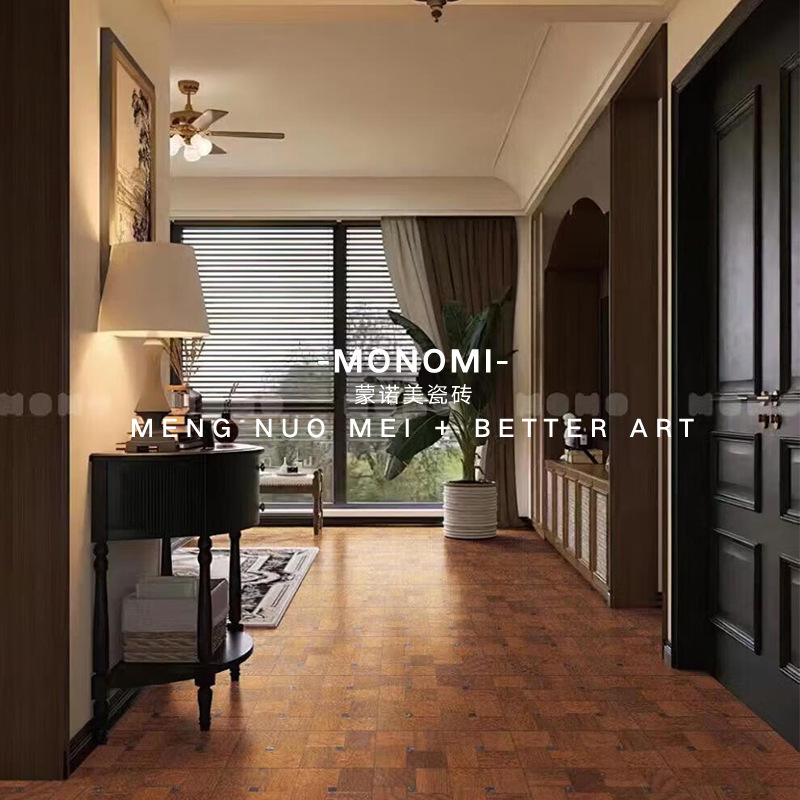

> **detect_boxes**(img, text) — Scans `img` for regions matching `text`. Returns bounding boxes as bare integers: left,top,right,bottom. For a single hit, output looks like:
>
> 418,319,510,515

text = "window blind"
178,226,335,408
345,226,417,407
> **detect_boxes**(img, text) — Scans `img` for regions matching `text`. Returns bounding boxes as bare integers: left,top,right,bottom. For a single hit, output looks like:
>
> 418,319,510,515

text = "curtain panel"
418,216,520,528
380,218,445,348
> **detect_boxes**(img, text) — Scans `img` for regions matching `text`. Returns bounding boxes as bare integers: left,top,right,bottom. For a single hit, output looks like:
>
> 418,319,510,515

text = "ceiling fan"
169,79,285,162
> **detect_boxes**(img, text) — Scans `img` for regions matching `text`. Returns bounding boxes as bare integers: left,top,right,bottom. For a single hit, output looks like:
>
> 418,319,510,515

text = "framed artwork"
100,28,156,287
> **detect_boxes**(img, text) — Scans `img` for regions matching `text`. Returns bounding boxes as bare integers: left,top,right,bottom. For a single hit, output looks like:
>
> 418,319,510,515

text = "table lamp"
98,242,209,444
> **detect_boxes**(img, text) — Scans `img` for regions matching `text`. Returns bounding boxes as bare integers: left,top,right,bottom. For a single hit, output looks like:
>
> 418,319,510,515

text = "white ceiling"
168,1,667,211
170,8,552,178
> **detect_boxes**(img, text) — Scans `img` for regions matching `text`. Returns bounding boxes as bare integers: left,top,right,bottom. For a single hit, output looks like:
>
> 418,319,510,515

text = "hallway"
10,528,799,798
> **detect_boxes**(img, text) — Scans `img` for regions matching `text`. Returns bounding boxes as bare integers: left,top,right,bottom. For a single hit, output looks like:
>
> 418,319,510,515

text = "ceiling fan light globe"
169,134,184,156
183,144,202,162
191,132,213,157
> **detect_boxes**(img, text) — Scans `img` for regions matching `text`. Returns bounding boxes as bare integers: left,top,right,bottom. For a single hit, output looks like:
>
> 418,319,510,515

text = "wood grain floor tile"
5,527,797,799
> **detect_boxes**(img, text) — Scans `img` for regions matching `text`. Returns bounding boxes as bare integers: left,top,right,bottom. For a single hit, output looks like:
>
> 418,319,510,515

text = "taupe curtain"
380,218,445,348
417,217,520,528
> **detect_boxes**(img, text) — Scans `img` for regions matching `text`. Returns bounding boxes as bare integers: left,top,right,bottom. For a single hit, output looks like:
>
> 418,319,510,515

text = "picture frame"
100,28,156,289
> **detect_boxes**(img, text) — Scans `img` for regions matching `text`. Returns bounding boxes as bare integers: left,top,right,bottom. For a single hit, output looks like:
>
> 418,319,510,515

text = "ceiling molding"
161,1,671,24
493,24,551,170
170,176,524,217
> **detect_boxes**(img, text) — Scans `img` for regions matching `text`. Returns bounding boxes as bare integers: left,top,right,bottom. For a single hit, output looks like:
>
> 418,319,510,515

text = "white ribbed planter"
443,481,497,540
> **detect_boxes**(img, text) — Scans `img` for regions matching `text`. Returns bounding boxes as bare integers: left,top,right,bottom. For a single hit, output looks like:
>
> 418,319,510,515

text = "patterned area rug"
172,546,318,628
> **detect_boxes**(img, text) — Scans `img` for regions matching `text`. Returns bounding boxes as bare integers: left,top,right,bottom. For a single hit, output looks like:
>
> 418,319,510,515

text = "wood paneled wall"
608,28,666,608
0,0,70,779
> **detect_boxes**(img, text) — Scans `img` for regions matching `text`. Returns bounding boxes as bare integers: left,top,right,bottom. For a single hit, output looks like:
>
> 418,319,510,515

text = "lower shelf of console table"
542,459,610,602
108,631,254,690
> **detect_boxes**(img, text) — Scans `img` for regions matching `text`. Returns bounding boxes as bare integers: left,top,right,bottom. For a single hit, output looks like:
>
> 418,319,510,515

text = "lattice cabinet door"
594,489,609,586
555,473,565,544
566,478,577,555
578,482,592,568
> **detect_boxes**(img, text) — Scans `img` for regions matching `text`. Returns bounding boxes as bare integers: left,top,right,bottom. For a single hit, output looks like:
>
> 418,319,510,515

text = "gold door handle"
758,413,770,429
770,414,782,431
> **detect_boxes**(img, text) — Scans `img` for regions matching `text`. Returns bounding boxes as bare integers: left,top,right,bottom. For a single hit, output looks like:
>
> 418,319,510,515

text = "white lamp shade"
98,242,210,338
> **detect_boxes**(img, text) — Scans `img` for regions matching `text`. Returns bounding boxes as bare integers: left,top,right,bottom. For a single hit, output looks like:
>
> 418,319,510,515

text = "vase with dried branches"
162,338,205,413
216,381,240,443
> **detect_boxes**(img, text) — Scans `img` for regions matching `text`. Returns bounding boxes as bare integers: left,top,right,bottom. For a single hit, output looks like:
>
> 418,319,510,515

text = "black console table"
90,443,263,741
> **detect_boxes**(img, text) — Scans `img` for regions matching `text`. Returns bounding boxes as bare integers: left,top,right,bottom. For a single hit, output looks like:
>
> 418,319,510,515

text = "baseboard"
67,687,139,776
258,515,442,527
663,641,673,667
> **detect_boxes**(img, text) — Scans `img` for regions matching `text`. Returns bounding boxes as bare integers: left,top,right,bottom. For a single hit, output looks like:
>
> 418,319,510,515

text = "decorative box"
122,578,229,663
562,448,604,465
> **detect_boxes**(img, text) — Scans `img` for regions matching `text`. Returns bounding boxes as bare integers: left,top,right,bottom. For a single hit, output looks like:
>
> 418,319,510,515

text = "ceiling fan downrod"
415,0,459,23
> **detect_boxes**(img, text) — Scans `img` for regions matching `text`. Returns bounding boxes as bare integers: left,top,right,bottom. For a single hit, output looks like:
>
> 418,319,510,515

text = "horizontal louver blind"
179,226,334,408
345,227,417,408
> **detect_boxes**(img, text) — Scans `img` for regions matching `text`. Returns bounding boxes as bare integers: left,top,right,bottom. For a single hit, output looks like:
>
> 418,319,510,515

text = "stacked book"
121,408,206,452
163,408,206,449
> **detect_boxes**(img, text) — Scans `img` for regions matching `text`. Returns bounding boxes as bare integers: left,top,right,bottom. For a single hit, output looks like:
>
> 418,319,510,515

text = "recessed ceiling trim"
493,24,551,170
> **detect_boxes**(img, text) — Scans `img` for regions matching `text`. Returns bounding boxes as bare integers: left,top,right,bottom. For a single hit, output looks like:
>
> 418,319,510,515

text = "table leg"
228,530,242,632
313,470,322,536
197,534,213,664
228,529,243,682
195,673,215,731
92,540,110,744
160,536,173,576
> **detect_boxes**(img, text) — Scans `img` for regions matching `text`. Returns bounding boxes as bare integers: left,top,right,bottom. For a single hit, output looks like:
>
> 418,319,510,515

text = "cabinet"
543,460,610,602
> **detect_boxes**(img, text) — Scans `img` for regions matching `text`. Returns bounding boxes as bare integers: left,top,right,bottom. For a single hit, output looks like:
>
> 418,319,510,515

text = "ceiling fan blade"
207,130,285,140
209,142,227,155
193,108,228,131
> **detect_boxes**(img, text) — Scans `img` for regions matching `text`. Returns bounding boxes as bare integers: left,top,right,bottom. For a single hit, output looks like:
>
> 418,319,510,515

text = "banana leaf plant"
384,288,514,481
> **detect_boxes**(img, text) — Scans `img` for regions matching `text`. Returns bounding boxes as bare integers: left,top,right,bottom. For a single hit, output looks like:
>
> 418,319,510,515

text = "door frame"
670,0,766,670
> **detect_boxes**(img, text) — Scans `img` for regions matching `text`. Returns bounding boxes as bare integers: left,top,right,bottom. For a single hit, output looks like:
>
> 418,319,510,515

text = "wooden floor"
4,527,798,799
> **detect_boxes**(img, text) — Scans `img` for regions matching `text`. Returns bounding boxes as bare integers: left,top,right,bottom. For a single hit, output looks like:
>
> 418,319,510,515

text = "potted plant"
384,289,513,539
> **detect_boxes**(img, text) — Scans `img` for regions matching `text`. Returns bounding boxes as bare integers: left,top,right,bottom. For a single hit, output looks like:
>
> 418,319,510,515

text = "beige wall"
69,0,171,736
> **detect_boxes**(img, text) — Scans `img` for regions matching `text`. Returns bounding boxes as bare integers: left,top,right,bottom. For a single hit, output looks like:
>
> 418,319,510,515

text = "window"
344,227,459,502
174,221,459,507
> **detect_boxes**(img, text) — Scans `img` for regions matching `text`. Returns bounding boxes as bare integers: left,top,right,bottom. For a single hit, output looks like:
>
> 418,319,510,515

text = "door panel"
716,92,761,395
705,0,799,748
784,57,799,392
780,438,800,522
712,432,761,510
711,529,762,653
779,556,800,681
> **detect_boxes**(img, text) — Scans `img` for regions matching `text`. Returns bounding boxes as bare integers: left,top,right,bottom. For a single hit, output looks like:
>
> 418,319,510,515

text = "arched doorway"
542,197,609,459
